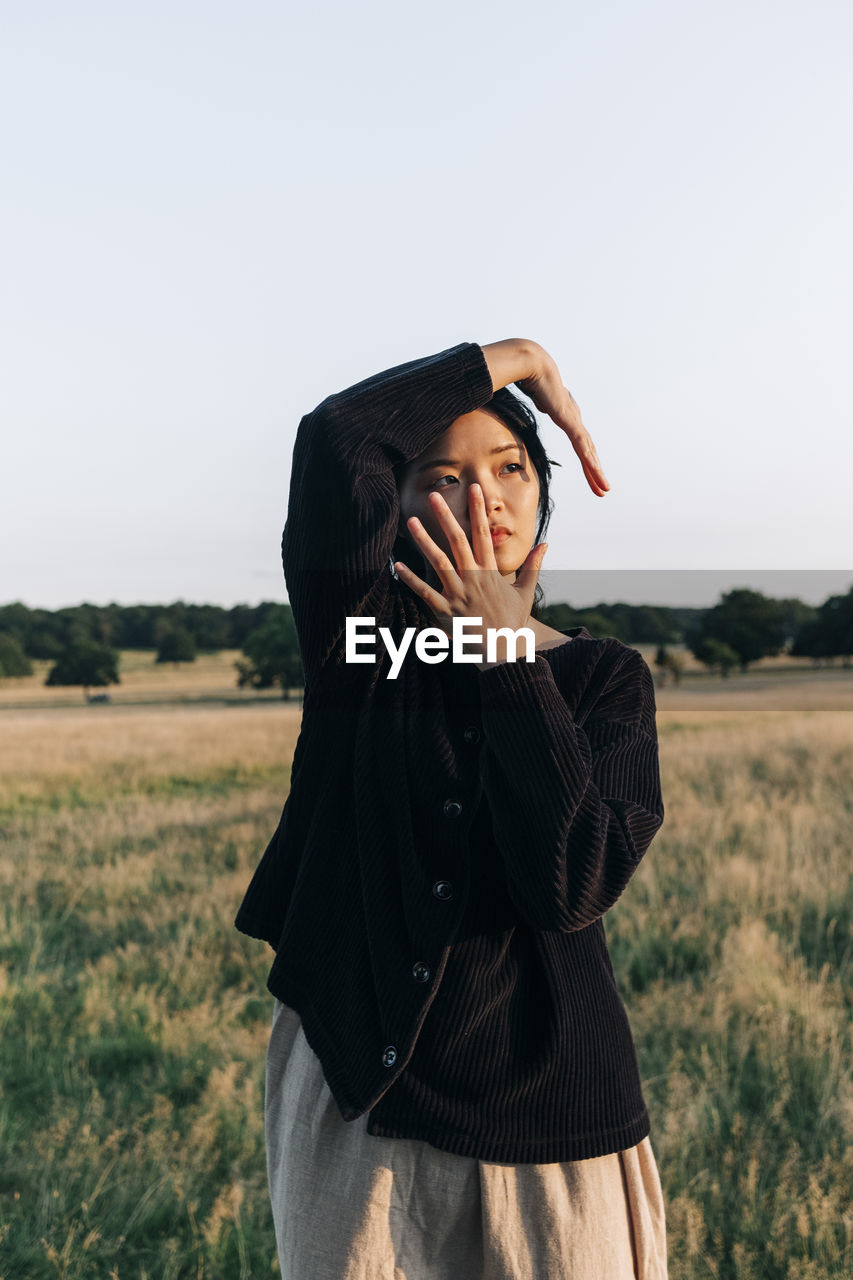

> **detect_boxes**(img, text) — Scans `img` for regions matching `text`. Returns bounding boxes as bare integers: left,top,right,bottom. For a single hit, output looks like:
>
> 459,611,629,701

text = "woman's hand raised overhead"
481,339,609,497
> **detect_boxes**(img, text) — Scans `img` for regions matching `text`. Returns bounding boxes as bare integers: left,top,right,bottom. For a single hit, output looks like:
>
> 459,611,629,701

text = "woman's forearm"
480,339,545,394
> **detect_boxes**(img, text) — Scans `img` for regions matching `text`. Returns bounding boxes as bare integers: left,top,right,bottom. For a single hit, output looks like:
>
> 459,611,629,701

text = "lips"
489,526,512,544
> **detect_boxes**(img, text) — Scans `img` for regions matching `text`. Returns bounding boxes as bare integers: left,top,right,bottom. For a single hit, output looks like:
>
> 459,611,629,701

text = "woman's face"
396,408,541,590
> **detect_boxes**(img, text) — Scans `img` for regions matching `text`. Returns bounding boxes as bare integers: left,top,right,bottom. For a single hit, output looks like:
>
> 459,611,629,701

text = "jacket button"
382,1045,397,1067
412,961,431,983
463,725,481,745
432,880,454,900
443,798,463,819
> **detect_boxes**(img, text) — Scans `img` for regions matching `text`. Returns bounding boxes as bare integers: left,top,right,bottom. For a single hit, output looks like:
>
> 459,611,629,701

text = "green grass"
0,704,851,1277
1,761,289,822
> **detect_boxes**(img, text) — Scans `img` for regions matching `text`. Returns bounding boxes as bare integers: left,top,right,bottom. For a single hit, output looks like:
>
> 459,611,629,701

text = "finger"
584,466,610,497
405,515,462,594
567,427,610,495
392,557,453,621
513,542,549,613
581,449,610,495
579,456,609,496
428,491,478,569
467,482,498,567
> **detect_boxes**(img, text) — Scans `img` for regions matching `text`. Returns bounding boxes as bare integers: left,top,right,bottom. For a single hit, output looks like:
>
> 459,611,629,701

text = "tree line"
0,600,283,659
0,586,851,696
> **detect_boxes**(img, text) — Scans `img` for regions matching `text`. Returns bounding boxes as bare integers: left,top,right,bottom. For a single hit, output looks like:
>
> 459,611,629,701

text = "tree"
184,604,231,650
228,603,276,648
235,606,303,697
600,603,678,644
791,587,853,665
0,602,31,648
26,625,65,659
539,602,585,632
689,589,787,670
113,604,159,649
0,633,33,677
0,603,65,658
540,600,682,645
576,609,620,639
776,597,817,646
654,644,684,686
156,626,197,664
45,642,120,701
692,636,740,677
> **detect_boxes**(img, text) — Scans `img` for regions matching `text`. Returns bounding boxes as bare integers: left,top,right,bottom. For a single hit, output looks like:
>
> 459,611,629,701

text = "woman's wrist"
479,339,544,394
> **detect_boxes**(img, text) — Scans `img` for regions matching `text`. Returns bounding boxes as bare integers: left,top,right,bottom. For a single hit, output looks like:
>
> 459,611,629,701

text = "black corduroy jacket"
234,341,665,1159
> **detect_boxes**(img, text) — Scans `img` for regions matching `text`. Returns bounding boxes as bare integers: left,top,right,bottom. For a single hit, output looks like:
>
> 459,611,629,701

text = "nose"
474,479,504,516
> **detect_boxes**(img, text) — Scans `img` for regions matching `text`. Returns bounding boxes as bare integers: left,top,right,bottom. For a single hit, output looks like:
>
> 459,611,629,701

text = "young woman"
235,338,668,1279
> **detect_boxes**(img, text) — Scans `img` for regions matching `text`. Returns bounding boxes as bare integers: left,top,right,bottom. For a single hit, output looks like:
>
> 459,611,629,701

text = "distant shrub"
0,632,32,677
156,626,197,664
45,642,120,700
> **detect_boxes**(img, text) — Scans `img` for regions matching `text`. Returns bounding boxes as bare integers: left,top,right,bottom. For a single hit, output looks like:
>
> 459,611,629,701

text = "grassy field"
0,652,285,709
1,661,851,1278
3,645,852,713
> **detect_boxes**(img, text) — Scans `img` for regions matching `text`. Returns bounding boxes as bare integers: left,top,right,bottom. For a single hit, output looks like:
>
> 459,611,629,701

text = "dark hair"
391,387,557,621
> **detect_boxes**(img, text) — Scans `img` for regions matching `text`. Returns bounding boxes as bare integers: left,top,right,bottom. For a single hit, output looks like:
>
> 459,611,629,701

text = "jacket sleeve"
282,342,495,684
475,644,664,932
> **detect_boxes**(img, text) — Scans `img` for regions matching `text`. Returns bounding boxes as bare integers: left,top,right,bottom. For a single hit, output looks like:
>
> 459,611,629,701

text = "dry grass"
654,670,853,712
0,650,282,708
3,646,851,713
0,702,301,782
0,692,851,1278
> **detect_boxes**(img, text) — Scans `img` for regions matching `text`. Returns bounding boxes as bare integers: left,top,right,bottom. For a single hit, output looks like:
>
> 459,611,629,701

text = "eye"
428,462,523,491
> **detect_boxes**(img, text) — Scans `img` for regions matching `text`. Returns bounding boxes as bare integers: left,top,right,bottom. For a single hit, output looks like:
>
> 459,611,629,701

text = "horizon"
4,568,852,615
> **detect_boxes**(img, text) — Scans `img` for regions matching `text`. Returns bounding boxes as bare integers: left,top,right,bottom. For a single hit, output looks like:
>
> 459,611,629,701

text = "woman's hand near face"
481,339,609,497
394,483,548,668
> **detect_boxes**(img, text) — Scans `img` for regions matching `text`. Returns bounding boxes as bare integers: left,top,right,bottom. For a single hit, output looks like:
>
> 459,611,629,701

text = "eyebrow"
414,442,524,474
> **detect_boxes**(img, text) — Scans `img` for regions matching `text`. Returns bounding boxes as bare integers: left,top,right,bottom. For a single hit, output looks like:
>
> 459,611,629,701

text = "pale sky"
2,0,851,611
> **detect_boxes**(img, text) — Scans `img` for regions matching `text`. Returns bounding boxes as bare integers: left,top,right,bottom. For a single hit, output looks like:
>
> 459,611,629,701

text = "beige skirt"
265,998,668,1280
